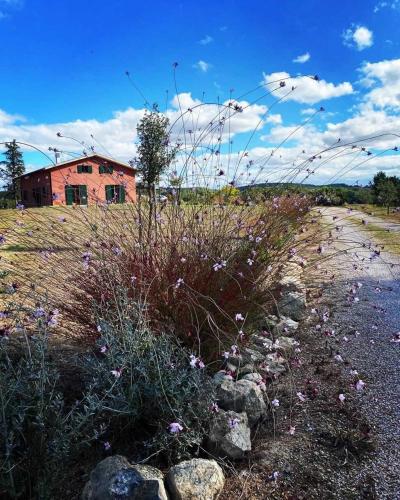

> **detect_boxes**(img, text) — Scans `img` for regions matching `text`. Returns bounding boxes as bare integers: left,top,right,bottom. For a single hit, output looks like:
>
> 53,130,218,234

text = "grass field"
350,204,400,223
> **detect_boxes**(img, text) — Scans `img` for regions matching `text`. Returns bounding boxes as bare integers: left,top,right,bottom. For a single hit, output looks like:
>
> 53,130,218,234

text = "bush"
0,297,216,497
75,289,216,463
0,313,70,498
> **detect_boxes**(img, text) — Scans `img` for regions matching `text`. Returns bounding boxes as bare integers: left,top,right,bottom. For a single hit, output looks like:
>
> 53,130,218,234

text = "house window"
105,184,125,203
65,185,88,205
77,164,93,174
99,164,113,174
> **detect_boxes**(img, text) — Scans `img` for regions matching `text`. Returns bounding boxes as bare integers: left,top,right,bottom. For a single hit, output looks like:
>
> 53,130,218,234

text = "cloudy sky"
1,0,400,185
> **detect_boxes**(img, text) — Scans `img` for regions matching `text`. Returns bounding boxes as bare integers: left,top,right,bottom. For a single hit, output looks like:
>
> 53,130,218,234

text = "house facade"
18,154,136,207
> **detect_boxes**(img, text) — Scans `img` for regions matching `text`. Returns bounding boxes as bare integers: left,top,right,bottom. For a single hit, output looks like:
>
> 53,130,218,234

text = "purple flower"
112,246,122,256
235,313,244,322
0,234,6,245
16,203,25,211
228,417,240,429
33,307,46,318
103,441,111,451
169,422,183,434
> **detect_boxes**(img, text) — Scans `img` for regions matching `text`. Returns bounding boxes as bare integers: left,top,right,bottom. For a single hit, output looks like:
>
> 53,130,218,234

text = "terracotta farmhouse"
17,154,136,207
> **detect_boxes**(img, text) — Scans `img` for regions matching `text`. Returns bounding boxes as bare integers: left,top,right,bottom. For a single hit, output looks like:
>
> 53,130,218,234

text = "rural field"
1,1,400,499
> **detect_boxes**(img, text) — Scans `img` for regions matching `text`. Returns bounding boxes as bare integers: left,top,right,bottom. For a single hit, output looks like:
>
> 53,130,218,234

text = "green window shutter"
99,165,105,174
65,186,74,205
88,165,93,174
105,185,113,202
119,185,126,203
77,165,82,174
79,185,88,205
108,165,114,174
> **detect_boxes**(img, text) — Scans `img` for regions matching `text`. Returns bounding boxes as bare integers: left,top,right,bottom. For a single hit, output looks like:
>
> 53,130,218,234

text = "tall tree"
133,108,177,232
0,140,25,201
376,178,398,214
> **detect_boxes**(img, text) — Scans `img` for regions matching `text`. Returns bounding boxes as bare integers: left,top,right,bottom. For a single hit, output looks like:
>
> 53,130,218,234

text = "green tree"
0,140,25,202
376,178,398,214
134,108,177,231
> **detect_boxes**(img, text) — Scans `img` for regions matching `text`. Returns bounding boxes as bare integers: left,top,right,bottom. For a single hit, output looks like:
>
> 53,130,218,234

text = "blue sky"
1,0,400,185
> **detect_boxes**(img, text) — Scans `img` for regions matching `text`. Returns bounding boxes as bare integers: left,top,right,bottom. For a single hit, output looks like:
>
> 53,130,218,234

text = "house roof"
16,153,136,179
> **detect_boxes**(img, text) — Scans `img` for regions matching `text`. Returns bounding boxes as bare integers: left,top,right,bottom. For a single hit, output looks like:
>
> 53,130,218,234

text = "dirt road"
315,206,400,498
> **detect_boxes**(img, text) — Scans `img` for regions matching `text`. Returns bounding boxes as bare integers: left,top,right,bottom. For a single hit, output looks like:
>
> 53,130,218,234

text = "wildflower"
111,368,122,378
180,257,186,263
0,234,6,245
228,417,240,429
356,379,365,391
222,351,230,359
391,332,400,343
104,441,111,451
271,398,280,407
297,392,306,402
58,216,66,223
33,307,46,318
338,393,346,403
112,246,122,256
130,275,137,285
47,309,59,327
247,258,254,266
235,313,245,322
175,278,184,289
97,325,102,333
230,344,239,355
350,369,359,376
169,422,183,434
210,402,219,413
213,260,226,271
288,426,296,435
189,354,204,369
334,354,344,363
269,471,280,481
100,345,108,353
16,203,25,210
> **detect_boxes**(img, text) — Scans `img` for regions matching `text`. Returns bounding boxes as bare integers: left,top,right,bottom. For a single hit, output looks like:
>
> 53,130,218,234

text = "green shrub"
75,290,216,463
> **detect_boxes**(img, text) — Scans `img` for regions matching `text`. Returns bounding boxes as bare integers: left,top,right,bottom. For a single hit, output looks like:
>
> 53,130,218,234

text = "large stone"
273,336,299,353
277,292,306,321
208,410,251,459
249,336,274,353
278,276,305,294
241,372,263,383
82,455,168,500
273,317,299,336
213,371,234,385
166,459,225,500
216,379,267,425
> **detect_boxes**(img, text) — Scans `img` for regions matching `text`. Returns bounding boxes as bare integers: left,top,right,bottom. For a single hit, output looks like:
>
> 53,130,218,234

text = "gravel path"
317,206,400,499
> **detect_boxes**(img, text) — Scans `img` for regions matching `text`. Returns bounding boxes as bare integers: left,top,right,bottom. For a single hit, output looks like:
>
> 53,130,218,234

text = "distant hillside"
238,182,362,190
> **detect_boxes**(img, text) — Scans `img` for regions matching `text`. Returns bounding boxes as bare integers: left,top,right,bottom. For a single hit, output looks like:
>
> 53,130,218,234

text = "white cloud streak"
293,52,310,63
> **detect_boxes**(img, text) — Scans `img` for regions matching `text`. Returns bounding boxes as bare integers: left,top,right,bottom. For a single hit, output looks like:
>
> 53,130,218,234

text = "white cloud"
343,25,373,51
262,71,353,104
0,93,268,164
199,35,213,45
293,52,310,64
301,108,317,115
265,113,282,124
359,58,400,110
193,60,212,73
374,0,399,12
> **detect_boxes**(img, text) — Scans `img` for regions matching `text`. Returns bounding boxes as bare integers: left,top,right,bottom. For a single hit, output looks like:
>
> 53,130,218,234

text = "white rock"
166,459,225,500
208,410,251,459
